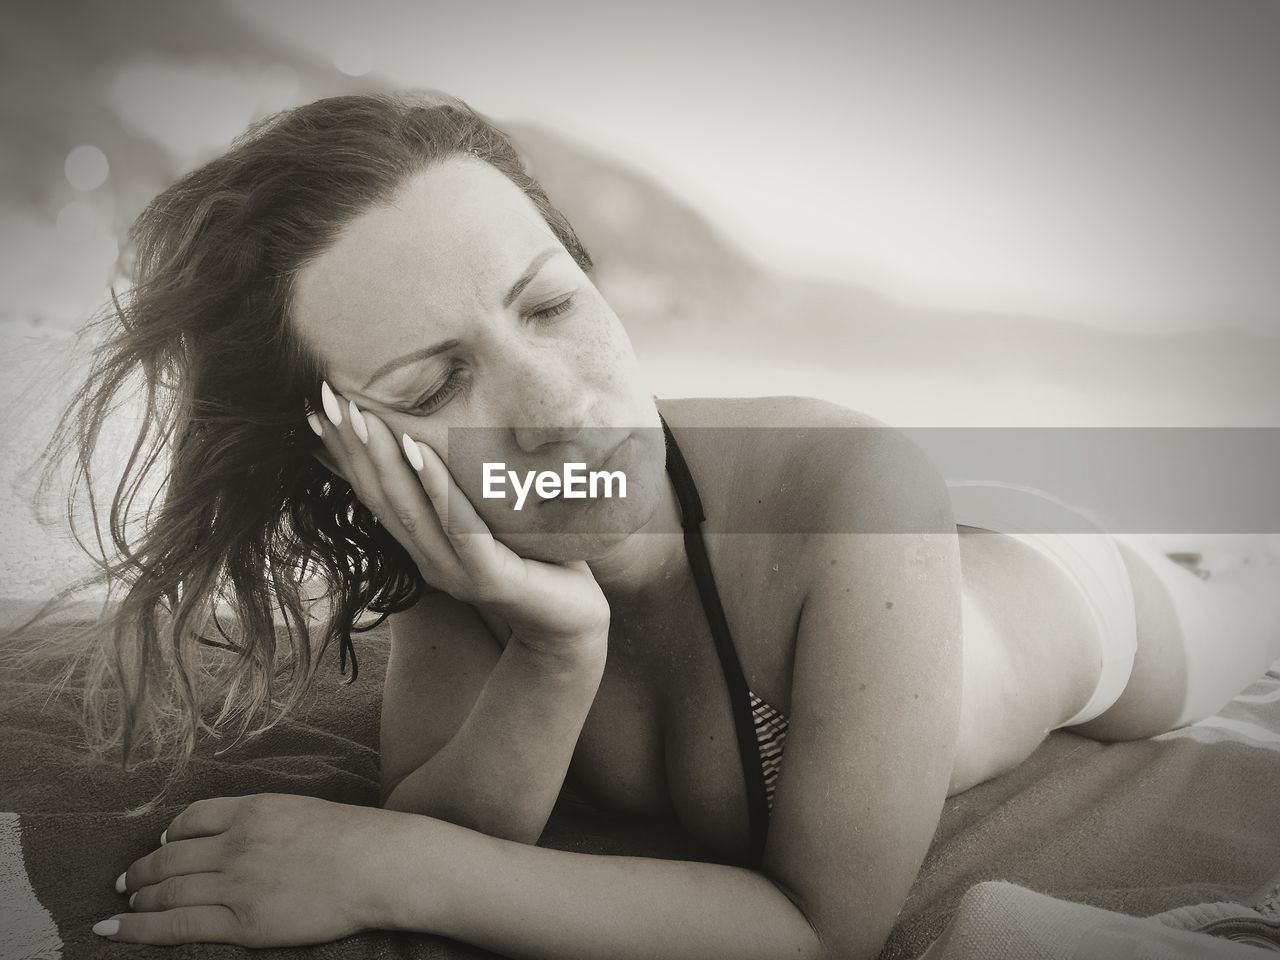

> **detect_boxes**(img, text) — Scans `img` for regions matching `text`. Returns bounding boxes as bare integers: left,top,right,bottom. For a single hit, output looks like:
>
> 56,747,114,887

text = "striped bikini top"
660,413,787,867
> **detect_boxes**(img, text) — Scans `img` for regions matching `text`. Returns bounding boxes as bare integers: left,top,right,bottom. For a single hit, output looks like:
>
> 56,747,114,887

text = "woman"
24,90,1279,958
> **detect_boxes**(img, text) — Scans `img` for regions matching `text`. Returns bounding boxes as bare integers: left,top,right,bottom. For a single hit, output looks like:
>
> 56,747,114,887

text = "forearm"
383,631,606,843
372,815,828,960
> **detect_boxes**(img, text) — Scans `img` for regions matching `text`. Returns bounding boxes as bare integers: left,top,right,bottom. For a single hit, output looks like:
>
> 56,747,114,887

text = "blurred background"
2,0,1278,611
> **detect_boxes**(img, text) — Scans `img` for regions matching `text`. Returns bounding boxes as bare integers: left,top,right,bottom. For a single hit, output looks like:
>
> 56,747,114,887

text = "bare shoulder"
655,395,944,530
655,394,885,430
654,395,890,502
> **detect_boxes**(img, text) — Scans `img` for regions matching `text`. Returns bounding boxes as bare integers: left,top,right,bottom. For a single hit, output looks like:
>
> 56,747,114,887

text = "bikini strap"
658,412,770,867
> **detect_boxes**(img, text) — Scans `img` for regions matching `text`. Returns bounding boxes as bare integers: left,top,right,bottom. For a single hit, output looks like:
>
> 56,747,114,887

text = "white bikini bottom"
947,480,1139,728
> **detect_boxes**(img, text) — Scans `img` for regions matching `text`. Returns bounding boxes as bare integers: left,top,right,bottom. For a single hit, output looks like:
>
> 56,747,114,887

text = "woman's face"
290,155,665,562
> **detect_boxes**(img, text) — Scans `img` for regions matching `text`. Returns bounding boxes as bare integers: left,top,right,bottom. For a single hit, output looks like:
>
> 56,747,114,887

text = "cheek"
571,302,641,389
460,439,667,542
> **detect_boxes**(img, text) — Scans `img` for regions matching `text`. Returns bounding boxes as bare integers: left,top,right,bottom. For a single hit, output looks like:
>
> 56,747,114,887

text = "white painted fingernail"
114,872,127,894
320,380,342,427
159,828,168,845
93,918,121,937
129,892,137,909
402,433,424,471
349,400,368,444
306,410,324,437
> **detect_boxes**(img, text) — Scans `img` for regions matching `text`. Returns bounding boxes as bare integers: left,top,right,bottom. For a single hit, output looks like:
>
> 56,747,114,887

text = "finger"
319,381,367,461
303,403,325,439
166,796,239,843
319,384,388,511
124,836,224,892
93,906,239,946
129,872,226,913
358,410,455,564
407,437,504,572
318,379,345,431
306,397,351,485
315,381,363,468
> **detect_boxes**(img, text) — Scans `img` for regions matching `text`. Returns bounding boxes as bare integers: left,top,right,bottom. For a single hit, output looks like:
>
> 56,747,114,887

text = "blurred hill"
1,0,1277,423
529,124,1277,411
2,0,1278,608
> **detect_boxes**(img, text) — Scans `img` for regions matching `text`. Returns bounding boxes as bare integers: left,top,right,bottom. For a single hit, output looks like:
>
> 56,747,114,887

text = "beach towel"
2,619,1277,959
915,878,1280,958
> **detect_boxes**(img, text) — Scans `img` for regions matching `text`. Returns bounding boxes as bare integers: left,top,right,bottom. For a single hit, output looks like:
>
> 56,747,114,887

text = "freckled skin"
291,155,669,565
289,153,1114,914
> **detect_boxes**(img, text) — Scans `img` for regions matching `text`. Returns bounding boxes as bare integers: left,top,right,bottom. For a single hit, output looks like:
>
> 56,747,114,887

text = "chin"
485,439,667,563
495,491,659,563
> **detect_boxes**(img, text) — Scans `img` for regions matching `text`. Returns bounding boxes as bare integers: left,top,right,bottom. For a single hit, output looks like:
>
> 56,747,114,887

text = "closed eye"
405,294,579,416
408,367,469,416
529,293,576,320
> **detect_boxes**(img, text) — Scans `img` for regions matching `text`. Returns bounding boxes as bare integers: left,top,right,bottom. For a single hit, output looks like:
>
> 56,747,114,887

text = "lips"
537,432,632,503
590,432,631,473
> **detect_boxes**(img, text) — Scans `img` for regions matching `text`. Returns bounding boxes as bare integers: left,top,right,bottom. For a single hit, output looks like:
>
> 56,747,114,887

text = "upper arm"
764,426,963,960
379,589,505,802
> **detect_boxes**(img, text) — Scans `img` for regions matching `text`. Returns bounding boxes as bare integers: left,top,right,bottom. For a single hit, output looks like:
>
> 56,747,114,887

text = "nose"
509,358,596,455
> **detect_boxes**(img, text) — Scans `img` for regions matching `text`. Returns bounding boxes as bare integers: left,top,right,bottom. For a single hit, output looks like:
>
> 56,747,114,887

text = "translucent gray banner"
440,427,1280,534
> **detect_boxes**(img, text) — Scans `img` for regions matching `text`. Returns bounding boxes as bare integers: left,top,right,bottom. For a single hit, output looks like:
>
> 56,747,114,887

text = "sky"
226,0,1280,337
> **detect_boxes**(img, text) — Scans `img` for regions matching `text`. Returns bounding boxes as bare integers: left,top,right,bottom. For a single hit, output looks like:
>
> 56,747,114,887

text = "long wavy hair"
6,89,593,799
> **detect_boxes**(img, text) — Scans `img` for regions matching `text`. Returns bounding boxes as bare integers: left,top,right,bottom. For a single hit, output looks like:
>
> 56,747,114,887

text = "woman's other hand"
97,794,409,947
307,382,610,656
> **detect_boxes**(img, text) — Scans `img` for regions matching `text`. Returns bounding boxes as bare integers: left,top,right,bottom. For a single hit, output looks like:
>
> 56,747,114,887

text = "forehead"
291,155,559,384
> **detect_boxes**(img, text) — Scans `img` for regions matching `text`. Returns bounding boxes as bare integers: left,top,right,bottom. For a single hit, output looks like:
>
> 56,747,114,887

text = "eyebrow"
362,246,561,390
